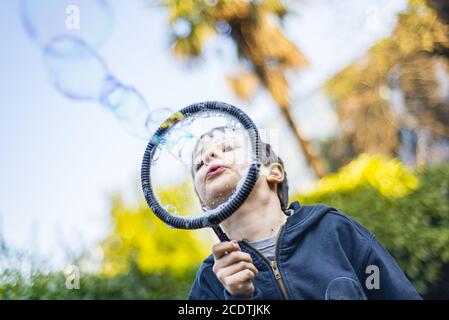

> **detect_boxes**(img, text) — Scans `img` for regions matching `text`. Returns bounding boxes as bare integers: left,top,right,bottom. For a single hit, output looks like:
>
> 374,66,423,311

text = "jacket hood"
282,201,336,235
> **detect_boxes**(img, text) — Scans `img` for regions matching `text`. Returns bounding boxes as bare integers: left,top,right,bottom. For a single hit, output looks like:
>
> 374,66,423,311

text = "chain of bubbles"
20,0,173,139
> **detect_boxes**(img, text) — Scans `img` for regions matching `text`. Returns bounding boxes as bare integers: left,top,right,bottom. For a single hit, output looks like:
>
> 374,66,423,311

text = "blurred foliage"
0,264,197,299
302,154,419,199
429,0,449,24
100,181,210,276
326,0,449,169
293,154,449,298
161,0,306,104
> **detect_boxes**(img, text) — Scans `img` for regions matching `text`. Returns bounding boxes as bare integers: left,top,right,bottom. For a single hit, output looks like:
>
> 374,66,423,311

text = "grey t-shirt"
248,209,294,261
249,234,277,261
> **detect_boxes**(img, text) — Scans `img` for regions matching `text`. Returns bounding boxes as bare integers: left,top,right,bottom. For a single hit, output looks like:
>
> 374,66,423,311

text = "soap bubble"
21,0,114,49
163,128,198,165
44,36,109,100
99,79,151,139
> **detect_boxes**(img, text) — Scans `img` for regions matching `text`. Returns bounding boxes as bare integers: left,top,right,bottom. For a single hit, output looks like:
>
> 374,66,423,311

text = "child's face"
192,128,250,210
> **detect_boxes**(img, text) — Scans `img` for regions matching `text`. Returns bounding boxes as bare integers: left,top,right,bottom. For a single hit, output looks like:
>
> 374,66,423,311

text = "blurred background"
0,0,448,299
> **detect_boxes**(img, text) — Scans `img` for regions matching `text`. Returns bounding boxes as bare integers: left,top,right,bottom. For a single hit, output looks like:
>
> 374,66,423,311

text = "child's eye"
195,160,204,172
222,142,237,152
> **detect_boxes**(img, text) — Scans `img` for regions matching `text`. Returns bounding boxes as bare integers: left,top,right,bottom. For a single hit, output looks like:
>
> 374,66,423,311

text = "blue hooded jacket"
188,201,422,300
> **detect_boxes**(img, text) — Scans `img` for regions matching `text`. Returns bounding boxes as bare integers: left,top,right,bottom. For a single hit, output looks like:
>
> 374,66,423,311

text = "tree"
326,0,449,169
157,0,328,178
428,0,449,24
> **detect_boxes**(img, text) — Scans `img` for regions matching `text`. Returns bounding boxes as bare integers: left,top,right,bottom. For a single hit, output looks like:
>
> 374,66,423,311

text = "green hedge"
0,262,198,299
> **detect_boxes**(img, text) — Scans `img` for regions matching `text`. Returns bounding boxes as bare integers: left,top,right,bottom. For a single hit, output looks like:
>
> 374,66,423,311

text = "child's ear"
265,163,285,185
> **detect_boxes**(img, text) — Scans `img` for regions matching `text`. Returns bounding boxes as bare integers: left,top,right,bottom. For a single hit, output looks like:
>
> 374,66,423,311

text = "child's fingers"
215,261,258,282
215,251,253,269
212,240,240,260
223,269,256,288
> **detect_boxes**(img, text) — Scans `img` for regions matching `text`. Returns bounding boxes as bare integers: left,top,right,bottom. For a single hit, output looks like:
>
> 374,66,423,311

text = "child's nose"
204,147,221,164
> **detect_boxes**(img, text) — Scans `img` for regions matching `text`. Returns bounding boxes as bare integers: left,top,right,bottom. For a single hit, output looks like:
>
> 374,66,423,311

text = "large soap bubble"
44,36,109,100
21,0,114,49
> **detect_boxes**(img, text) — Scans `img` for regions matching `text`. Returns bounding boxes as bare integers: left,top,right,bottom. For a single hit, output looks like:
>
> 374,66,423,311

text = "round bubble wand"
141,101,262,242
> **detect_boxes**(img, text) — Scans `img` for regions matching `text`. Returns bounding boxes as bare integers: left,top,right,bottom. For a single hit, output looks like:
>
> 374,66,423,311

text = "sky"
0,0,407,270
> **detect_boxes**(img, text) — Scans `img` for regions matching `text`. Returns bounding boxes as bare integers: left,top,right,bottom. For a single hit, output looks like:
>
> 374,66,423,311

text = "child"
188,125,421,300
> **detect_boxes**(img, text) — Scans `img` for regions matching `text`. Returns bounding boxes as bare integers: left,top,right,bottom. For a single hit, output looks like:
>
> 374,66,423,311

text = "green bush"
293,161,449,299
0,262,199,299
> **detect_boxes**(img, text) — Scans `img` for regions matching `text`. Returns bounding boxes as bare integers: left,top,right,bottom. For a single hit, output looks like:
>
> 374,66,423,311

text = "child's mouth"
206,165,226,180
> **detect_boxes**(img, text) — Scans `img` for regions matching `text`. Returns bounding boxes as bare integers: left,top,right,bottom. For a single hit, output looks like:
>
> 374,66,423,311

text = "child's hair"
190,126,289,211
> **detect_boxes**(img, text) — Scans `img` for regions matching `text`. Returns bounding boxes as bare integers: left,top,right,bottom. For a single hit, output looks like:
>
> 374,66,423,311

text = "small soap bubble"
165,205,178,216
198,103,210,118
163,205,180,227
159,126,198,166
100,82,150,139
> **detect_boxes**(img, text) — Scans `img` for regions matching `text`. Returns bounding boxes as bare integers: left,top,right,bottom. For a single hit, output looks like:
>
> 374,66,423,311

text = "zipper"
242,224,289,300
269,260,289,300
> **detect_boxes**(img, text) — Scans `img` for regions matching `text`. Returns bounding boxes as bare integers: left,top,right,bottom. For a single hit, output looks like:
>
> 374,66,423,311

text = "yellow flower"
304,154,418,199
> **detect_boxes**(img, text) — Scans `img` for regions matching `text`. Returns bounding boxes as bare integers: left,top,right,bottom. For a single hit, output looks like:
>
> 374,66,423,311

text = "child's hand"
212,240,259,298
